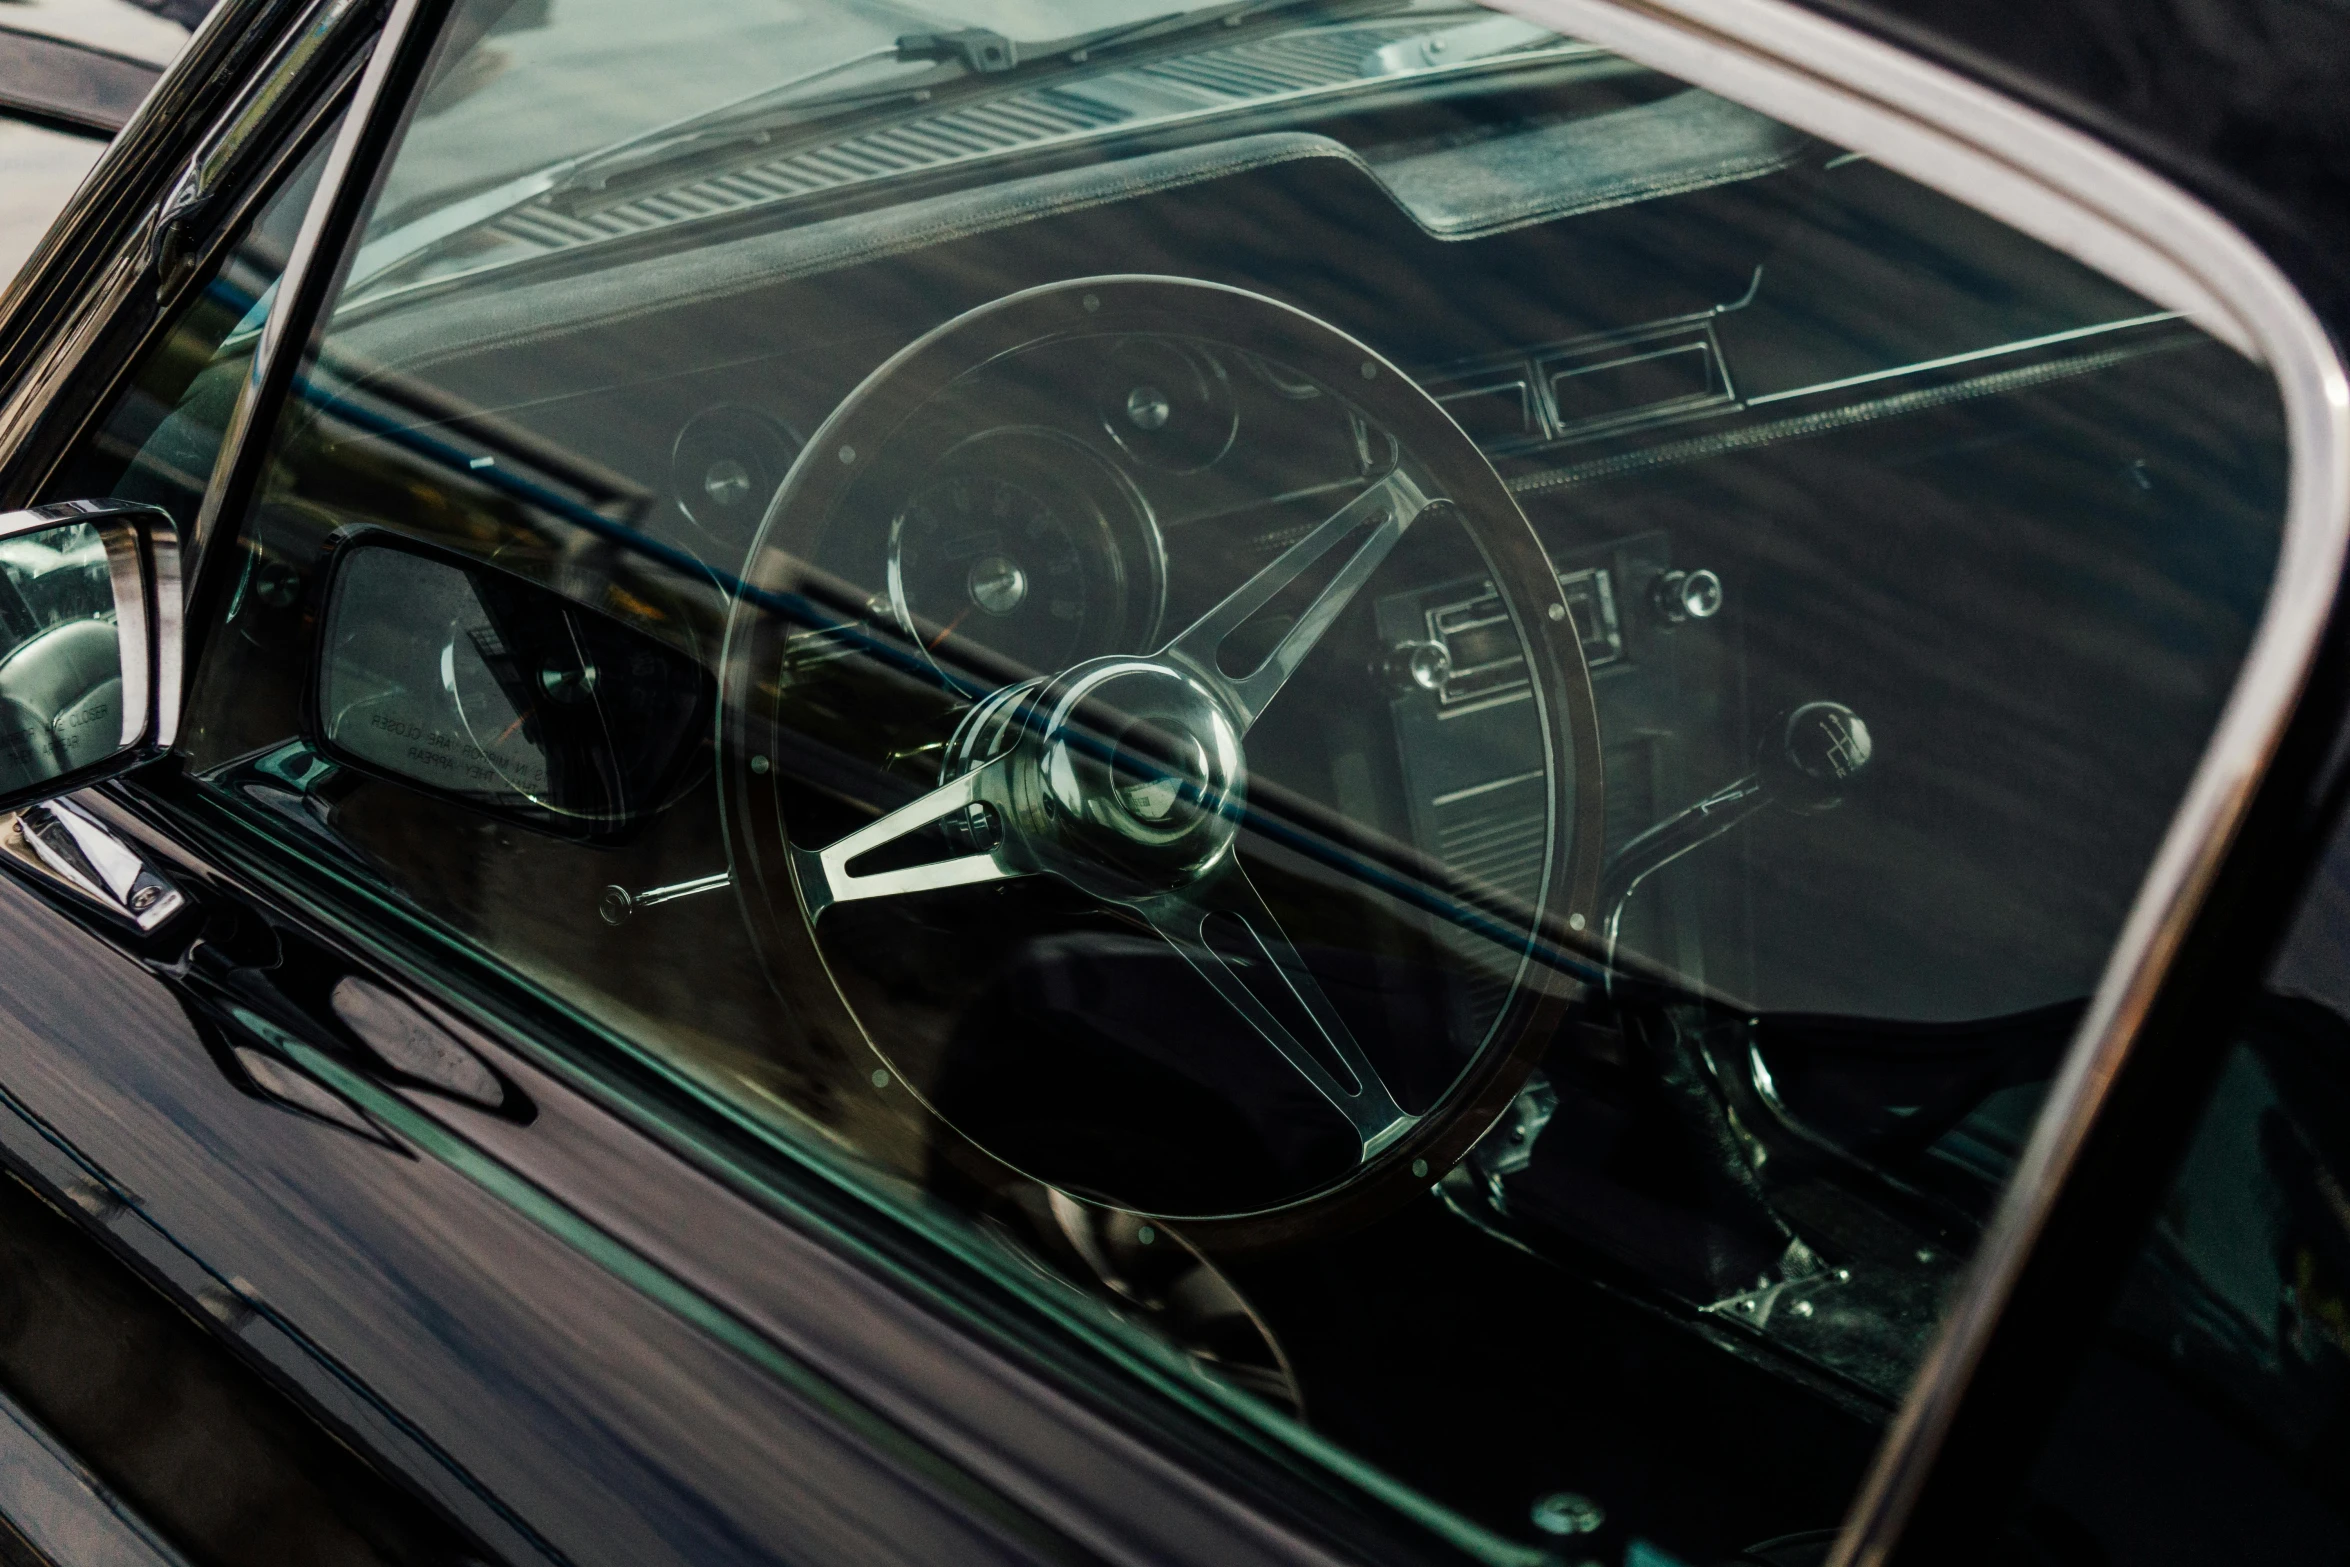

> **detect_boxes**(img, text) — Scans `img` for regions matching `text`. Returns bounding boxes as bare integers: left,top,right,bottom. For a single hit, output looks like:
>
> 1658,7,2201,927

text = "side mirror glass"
0,501,180,809
309,532,710,837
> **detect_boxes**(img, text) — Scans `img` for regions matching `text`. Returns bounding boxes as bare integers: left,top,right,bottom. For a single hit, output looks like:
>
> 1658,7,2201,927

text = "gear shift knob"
1763,700,1873,811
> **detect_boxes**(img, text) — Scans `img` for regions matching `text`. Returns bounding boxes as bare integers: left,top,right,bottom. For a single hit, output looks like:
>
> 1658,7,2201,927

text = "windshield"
384,0,1311,227
372,0,1565,256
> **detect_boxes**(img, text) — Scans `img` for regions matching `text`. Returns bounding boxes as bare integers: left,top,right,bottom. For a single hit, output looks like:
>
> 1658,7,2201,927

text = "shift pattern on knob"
1767,700,1872,810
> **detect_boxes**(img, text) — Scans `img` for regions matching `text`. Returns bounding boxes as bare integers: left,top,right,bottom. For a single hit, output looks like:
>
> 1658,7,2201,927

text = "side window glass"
43,113,340,530
2019,830,2350,1564
163,3,2298,1560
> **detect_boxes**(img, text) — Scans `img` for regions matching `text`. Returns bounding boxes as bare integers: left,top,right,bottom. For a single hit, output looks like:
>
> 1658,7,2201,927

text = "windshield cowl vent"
418,21,1472,281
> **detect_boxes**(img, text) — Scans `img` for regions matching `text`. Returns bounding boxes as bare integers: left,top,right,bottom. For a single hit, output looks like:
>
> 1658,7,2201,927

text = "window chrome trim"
189,0,434,573
1493,2,2350,1564
0,1376,193,1567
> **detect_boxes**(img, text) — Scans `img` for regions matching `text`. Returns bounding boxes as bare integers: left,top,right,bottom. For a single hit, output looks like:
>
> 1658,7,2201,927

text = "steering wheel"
723,276,1601,1246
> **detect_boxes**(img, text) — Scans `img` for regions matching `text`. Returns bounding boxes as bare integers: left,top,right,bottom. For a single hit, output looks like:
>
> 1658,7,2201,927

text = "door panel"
0,845,1074,1567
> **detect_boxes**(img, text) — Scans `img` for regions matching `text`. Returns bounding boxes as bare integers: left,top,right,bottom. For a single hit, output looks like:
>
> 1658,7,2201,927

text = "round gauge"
886,430,1163,680
1096,337,1237,473
671,406,802,550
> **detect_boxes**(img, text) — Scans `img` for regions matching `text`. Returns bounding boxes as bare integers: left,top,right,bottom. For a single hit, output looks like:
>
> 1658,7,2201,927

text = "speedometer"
885,428,1164,682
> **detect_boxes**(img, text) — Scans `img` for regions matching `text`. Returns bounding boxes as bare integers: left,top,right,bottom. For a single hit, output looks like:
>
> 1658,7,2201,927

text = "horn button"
946,658,1245,901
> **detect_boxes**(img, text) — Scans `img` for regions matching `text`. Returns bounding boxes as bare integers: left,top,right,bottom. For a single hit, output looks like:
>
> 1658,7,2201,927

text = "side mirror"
0,501,180,810
307,530,710,839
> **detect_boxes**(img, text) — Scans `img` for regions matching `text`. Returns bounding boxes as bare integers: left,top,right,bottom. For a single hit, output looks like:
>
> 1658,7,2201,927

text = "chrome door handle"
1,795,187,932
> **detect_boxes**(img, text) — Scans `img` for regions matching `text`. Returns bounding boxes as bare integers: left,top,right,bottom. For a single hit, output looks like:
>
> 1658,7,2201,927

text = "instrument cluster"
661,330,1380,688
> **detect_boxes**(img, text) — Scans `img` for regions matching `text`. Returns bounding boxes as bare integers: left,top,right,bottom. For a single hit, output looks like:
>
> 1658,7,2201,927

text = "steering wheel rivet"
749,754,770,774
1081,292,1100,312
870,1068,890,1089
1411,1158,1429,1178
838,444,857,464
1568,912,1586,931
1358,361,1378,380
1547,602,1567,622
1136,1225,1156,1245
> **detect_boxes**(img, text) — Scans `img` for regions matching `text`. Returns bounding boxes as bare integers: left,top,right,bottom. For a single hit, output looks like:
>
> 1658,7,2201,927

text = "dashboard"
299,91,2266,1015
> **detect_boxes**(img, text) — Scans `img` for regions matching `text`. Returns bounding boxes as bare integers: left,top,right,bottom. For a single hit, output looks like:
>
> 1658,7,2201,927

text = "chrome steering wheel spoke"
792,752,1030,917
1161,469,1433,732
1132,866,1417,1161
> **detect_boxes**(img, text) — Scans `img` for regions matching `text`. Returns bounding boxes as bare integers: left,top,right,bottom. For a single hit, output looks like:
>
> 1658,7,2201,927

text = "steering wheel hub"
953,658,1245,900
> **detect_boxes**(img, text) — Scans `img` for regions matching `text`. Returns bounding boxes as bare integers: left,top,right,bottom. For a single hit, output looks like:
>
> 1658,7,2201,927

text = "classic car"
0,0,2344,1563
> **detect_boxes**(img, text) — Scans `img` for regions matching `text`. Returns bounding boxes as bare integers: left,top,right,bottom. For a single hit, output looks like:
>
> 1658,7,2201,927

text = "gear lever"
1599,701,1872,983
1595,702,1871,1295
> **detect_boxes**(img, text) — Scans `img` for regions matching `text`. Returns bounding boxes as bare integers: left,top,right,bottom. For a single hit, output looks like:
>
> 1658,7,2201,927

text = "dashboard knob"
1124,384,1173,431
1763,700,1872,811
1383,638,1452,695
1650,567,1724,626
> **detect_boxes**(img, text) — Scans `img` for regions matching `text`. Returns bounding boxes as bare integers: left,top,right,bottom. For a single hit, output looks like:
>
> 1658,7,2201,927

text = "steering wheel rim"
721,275,1603,1247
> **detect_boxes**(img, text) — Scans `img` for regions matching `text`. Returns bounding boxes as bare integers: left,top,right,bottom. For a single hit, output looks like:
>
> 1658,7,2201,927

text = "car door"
0,9,1486,1566
0,1,2343,1565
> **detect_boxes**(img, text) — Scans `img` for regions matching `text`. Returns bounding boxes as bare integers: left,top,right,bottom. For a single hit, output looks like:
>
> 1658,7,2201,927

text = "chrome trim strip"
0,1377,193,1567
1743,309,2182,405
1430,769,1547,808
102,513,151,751
174,0,367,225
1496,2,2350,1563
149,512,182,748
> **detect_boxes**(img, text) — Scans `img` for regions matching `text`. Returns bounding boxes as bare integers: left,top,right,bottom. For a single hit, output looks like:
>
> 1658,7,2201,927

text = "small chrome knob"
1383,638,1451,694
1124,384,1173,431
1650,567,1724,626
966,554,1028,616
